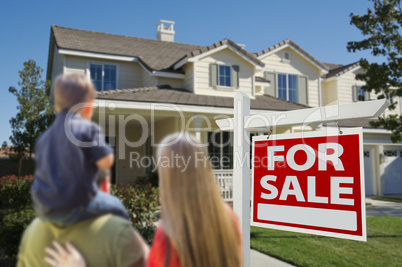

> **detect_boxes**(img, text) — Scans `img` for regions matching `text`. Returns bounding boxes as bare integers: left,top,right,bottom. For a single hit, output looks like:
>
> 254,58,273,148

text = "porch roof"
96,86,308,111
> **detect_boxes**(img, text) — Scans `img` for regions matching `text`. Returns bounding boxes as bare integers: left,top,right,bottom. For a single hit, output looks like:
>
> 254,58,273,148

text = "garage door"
364,147,376,196
383,147,402,195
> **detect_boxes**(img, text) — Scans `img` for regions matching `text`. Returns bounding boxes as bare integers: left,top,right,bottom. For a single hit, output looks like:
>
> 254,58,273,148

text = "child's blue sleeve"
86,124,114,162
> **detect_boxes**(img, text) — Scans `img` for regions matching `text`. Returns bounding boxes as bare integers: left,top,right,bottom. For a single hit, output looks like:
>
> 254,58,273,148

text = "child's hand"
44,241,86,267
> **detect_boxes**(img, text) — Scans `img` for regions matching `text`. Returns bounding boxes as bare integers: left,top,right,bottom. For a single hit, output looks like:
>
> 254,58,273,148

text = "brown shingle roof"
174,39,264,68
254,39,329,71
96,86,308,111
49,25,264,75
51,25,204,71
323,62,360,79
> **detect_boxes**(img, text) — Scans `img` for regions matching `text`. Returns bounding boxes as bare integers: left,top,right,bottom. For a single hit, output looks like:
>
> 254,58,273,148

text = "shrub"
111,183,160,243
0,208,35,257
0,175,33,209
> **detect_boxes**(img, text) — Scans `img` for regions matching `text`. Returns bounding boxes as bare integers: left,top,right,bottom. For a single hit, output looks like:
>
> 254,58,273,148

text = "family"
17,73,243,267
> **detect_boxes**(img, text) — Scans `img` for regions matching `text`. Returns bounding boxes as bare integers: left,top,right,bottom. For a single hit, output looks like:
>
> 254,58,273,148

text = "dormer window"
88,63,118,91
283,51,291,63
210,63,240,90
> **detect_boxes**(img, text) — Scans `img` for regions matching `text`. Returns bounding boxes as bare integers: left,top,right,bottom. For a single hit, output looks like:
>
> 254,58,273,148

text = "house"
46,20,402,197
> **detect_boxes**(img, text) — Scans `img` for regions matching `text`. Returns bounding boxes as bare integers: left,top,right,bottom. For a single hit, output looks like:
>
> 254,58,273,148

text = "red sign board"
251,128,367,241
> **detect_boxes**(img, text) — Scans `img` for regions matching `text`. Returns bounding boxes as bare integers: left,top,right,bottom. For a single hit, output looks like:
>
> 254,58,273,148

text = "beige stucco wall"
258,47,322,107
194,48,255,98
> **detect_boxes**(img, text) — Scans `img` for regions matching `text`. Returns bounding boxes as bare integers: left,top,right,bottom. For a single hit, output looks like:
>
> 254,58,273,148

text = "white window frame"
86,62,119,91
277,73,298,102
218,64,232,88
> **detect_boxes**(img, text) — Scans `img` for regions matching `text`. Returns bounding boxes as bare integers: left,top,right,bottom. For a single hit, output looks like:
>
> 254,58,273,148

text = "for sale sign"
251,128,367,241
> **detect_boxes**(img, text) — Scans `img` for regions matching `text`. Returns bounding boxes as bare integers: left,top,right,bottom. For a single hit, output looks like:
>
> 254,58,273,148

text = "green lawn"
250,217,402,267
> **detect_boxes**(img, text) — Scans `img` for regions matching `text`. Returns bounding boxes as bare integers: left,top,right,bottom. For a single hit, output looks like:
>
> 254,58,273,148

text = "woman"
45,133,242,267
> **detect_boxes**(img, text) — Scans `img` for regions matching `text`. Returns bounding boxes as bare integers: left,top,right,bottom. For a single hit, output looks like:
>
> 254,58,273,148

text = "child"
31,73,128,226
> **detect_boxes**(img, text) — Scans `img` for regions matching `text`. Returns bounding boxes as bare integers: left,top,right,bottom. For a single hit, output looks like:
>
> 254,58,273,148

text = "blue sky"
0,0,377,144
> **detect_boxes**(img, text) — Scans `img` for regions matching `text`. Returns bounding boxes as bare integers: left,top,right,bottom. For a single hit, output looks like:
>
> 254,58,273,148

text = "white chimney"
156,20,175,42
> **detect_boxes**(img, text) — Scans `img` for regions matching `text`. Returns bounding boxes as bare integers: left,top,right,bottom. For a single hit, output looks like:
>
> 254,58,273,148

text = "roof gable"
173,39,264,69
323,62,360,79
255,39,329,72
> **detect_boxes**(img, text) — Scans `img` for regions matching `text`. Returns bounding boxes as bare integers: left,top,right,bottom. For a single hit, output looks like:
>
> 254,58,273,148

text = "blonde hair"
157,133,242,267
54,73,97,111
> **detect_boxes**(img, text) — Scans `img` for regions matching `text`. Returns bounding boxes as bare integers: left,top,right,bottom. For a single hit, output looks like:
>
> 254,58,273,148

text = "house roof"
254,39,329,71
323,118,379,129
323,62,360,79
173,38,265,68
96,85,308,111
47,25,264,80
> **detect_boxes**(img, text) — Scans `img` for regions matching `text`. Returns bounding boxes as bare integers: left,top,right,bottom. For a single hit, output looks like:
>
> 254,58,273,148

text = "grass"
250,217,402,267
371,197,402,203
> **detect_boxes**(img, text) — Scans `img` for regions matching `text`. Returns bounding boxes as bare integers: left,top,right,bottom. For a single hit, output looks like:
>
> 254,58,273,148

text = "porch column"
193,116,204,141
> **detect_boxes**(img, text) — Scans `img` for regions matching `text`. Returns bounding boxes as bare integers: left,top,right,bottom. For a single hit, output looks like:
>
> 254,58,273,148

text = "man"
17,171,149,267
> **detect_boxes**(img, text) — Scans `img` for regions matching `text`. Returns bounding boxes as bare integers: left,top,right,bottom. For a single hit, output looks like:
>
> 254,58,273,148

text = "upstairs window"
89,63,117,91
264,72,308,105
277,73,298,103
219,65,232,87
352,85,370,102
210,64,240,89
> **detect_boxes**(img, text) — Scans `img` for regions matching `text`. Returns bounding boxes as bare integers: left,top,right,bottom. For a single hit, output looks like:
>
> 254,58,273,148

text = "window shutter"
210,64,218,87
264,71,276,97
298,75,308,105
352,86,358,102
232,65,240,88
364,91,370,101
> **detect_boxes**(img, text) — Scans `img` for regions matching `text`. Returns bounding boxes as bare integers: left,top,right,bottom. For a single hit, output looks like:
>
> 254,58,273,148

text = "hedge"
0,175,160,259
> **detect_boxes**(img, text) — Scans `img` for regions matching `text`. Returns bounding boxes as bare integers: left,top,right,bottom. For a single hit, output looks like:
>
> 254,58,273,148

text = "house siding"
142,68,157,87
63,56,142,89
194,48,254,98
259,47,321,107
158,77,184,88
322,80,338,106
183,63,194,92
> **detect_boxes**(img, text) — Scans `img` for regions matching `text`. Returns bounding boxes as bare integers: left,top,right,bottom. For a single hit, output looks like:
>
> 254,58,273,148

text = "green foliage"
8,60,55,163
0,175,35,258
0,209,35,257
347,0,402,142
0,175,33,209
0,175,160,259
111,183,160,244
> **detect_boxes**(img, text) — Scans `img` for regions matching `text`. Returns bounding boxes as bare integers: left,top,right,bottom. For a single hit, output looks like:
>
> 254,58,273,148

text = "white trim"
58,48,137,62
257,44,328,73
173,44,264,70
62,56,67,74
255,81,270,87
95,99,297,116
152,71,184,79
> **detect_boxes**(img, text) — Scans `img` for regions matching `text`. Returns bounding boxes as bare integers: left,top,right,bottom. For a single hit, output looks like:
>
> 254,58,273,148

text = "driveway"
366,197,402,217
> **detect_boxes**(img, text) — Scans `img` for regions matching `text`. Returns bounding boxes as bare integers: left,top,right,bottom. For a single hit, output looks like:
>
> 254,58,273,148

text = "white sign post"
216,92,389,267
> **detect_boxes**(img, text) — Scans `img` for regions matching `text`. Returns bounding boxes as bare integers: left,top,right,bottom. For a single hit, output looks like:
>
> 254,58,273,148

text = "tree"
347,0,402,142
8,60,54,176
